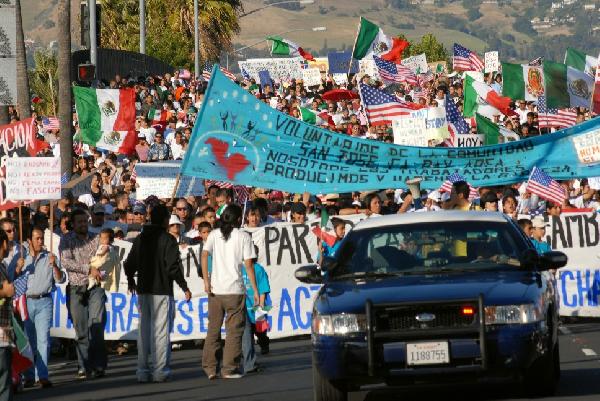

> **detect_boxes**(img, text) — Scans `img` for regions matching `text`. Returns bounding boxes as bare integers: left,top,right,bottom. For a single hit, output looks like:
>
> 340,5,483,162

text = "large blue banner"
327,51,359,74
181,66,600,192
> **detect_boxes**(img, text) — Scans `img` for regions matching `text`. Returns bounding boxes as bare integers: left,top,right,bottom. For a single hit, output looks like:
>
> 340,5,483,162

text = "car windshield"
331,221,529,279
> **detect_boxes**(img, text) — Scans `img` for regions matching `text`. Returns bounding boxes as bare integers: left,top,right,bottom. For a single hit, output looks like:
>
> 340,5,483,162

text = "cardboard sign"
307,57,329,73
392,118,427,147
301,68,322,87
135,160,205,200
485,51,499,73
6,157,61,200
572,129,600,164
332,73,348,86
455,133,485,147
402,54,428,74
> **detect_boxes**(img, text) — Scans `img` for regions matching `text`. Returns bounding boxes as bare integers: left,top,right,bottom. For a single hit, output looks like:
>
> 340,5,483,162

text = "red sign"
0,118,46,210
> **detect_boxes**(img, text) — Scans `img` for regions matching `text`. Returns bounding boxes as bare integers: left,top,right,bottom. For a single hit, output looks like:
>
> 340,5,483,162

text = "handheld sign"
6,157,62,200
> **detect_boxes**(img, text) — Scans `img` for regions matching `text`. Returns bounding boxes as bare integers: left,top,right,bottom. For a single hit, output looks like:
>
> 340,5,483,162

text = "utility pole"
88,0,97,65
194,0,199,78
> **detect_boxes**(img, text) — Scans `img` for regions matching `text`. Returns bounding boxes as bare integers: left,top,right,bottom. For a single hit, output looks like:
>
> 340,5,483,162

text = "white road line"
582,348,597,356
559,326,572,335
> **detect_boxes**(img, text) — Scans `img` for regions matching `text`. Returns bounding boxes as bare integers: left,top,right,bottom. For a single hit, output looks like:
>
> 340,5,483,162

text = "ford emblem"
415,313,436,322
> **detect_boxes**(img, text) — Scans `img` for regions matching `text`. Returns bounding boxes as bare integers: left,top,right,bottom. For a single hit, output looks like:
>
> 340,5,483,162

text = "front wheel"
522,342,560,397
312,355,348,401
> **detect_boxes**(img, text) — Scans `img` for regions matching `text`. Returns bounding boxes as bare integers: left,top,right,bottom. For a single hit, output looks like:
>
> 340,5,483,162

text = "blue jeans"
24,297,53,381
241,316,256,374
137,294,174,382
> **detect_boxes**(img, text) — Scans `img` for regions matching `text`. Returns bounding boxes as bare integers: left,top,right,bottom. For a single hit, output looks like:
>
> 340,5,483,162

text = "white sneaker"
222,373,243,379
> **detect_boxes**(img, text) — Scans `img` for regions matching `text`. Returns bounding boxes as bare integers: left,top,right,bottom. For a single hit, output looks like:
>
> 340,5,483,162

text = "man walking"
124,204,191,383
59,209,105,379
22,227,65,388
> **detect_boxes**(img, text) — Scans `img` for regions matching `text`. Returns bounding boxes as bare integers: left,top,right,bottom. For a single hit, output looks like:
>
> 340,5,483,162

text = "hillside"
21,0,600,63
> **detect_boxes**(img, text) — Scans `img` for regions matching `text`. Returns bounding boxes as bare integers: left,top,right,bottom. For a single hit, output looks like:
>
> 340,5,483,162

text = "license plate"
406,341,450,366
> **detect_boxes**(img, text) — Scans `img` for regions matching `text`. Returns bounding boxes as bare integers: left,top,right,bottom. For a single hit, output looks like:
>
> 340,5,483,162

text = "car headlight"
485,304,542,324
312,313,366,336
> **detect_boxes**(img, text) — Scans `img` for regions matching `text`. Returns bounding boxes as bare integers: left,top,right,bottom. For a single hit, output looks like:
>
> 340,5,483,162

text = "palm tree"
57,0,73,179
101,0,243,67
15,0,31,119
28,50,59,117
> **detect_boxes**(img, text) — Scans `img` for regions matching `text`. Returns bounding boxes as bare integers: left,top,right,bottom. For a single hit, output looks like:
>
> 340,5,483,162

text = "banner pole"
170,173,182,205
18,202,24,257
49,201,54,253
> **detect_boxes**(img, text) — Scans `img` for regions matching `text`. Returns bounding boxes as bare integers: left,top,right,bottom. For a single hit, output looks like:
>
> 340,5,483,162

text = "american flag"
529,57,543,67
60,172,69,185
202,65,236,82
359,83,423,126
453,43,484,72
13,272,30,321
179,69,191,80
438,173,479,200
373,56,417,85
42,117,59,131
205,179,234,189
130,165,137,182
527,166,566,205
445,93,470,146
233,185,251,205
537,95,577,129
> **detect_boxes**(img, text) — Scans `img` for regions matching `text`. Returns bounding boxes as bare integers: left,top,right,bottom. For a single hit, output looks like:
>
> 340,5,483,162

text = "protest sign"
327,51,359,74
401,53,428,74
358,58,380,80
307,57,328,73
588,176,600,190
258,70,273,89
428,61,447,74
238,58,302,83
0,118,44,210
484,51,499,73
301,68,322,87
6,157,61,200
571,129,600,164
50,215,366,340
181,67,600,193
392,118,427,147
545,212,600,317
455,133,485,147
332,73,348,86
135,161,204,201
424,107,449,141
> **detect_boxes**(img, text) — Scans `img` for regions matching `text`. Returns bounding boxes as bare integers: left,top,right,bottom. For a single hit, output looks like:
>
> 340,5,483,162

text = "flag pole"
18,202,23,257
49,201,54,254
169,173,182,206
348,17,362,76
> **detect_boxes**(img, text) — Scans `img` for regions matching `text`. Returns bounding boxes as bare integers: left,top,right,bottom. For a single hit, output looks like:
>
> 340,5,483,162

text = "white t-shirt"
203,228,256,295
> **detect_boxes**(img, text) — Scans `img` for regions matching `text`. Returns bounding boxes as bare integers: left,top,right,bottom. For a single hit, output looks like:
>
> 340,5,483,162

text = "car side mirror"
295,264,323,284
321,256,337,273
539,251,568,270
519,249,539,270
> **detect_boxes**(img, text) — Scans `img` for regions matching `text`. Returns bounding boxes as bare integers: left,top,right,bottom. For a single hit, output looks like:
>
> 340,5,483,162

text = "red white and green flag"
311,208,337,247
268,36,315,61
73,87,137,154
351,17,409,63
11,316,33,375
148,107,168,129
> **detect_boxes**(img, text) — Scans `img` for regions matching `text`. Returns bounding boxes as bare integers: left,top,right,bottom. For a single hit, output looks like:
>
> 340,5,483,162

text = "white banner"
135,161,205,201
484,51,499,73
392,118,427,147
332,73,348,86
238,58,303,84
49,215,368,340
6,157,61,200
547,212,600,317
301,68,322,87
455,133,485,147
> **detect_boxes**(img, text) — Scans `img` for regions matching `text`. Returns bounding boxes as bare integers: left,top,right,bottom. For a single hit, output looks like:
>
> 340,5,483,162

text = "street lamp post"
226,26,326,70
140,0,145,54
88,0,97,65
194,0,199,78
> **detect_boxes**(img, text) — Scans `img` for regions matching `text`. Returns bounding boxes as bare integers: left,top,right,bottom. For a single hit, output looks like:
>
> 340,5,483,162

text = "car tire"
312,356,348,401
522,341,560,397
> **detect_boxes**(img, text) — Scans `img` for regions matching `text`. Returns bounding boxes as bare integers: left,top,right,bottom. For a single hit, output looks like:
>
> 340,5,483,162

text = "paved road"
21,322,600,401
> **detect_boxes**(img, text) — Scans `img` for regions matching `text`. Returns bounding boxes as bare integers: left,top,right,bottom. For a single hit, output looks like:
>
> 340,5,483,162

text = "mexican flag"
299,107,335,127
463,75,514,118
311,208,337,247
565,48,597,76
148,107,168,129
11,316,33,375
501,62,545,101
73,86,137,154
543,60,594,109
268,36,315,61
351,17,409,62
475,113,514,145
592,53,600,114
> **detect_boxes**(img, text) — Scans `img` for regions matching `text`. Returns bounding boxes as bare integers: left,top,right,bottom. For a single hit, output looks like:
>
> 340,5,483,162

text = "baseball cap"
168,215,183,226
132,203,147,215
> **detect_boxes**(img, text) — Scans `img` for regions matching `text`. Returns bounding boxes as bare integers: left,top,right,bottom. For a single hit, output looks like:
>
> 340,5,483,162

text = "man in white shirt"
139,118,156,144
201,204,259,379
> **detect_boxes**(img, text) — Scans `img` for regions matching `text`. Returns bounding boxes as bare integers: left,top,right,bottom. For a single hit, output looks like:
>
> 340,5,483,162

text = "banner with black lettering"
49,216,366,340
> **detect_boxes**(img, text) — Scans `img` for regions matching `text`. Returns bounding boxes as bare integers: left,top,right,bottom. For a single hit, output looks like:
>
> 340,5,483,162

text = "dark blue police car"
295,212,568,401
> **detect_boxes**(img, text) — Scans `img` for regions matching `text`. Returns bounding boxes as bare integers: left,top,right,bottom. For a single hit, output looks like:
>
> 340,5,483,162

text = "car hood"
317,270,541,315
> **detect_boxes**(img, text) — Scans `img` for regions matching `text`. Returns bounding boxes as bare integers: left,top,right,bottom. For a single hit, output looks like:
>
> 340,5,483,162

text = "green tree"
101,0,243,68
28,50,58,117
408,33,448,62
